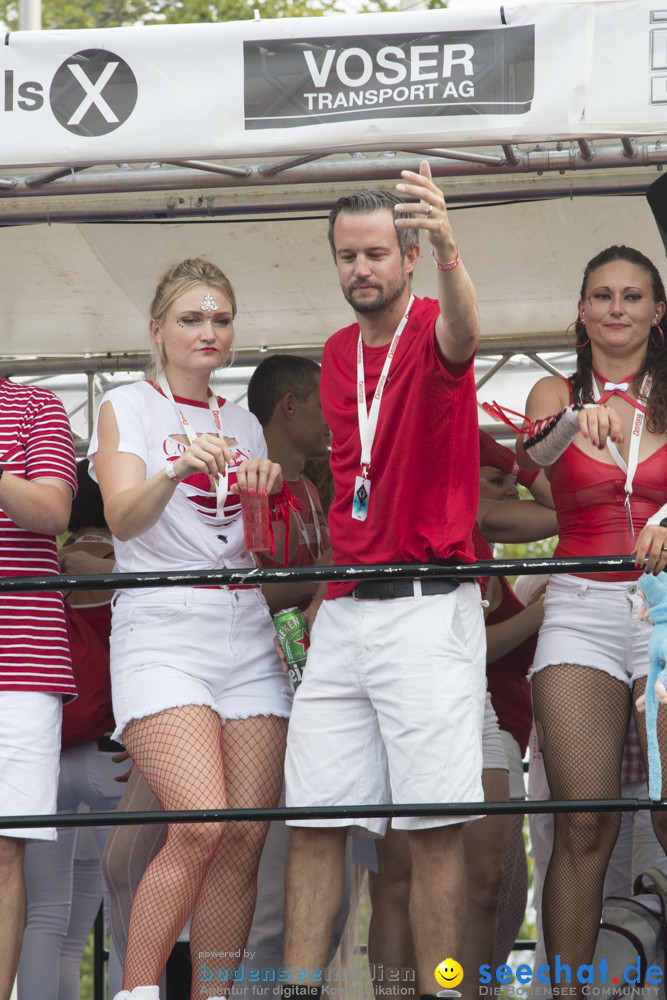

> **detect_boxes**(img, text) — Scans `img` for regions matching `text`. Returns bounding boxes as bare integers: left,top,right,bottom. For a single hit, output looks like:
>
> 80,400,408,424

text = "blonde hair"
147,258,237,379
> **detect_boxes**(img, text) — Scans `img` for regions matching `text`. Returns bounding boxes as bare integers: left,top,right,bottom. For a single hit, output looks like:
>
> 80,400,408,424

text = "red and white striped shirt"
0,379,77,696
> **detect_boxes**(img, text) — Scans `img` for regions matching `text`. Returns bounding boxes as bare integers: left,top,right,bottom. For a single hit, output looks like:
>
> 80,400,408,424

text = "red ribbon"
481,400,530,434
269,483,302,564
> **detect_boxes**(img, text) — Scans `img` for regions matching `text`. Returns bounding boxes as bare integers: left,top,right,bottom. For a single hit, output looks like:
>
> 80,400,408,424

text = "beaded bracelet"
431,247,460,272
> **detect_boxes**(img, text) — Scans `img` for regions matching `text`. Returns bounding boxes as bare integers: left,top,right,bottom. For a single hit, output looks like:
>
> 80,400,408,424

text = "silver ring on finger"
426,204,433,216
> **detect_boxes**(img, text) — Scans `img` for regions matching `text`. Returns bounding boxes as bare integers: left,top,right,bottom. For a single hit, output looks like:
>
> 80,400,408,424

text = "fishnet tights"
189,716,287,998
532,665,631,995
120,705,287,1000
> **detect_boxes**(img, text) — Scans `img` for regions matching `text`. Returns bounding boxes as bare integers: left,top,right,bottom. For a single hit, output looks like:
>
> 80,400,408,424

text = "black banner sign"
243,26,535,130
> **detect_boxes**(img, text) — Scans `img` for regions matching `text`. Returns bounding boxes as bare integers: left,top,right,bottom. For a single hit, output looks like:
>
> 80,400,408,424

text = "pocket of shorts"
452,584,483,651
543,582,583,614
129,605,186,627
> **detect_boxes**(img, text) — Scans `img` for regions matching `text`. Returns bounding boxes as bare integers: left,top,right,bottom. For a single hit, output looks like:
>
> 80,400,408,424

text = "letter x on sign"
49,49,138,136
66,61,120,125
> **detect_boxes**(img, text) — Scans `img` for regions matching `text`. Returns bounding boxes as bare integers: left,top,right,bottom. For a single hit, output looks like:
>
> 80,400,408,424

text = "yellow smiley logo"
435,958,464,990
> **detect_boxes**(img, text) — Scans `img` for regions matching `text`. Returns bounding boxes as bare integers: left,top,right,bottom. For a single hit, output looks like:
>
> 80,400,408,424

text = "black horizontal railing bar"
2,797,666,832
0,555,649,594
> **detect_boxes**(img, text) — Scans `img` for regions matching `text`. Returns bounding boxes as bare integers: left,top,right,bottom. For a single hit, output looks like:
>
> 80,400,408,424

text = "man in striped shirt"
0,378,77,1000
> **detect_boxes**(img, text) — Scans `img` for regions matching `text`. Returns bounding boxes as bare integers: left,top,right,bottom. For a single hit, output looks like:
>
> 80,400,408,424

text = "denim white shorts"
285,581,486,835
0,691,62,840
530,573,652,686
109,587,293,741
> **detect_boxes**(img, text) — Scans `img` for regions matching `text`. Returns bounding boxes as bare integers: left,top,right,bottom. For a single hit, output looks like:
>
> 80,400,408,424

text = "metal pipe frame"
0,554,649,595
1,139,667,210
0,795,664,834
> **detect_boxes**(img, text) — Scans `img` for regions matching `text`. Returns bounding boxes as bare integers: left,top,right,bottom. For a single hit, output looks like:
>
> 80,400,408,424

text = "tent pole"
18,0,41,31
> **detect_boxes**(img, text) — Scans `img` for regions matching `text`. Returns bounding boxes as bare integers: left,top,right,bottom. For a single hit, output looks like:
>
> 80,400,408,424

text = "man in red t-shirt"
282,163,486,1000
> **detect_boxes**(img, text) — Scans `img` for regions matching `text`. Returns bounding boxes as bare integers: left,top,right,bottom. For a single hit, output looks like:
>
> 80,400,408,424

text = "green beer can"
273,607,310,688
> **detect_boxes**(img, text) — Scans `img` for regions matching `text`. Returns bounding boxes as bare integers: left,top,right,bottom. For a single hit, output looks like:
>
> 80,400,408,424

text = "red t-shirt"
0,379,77,696
322,296,479,599
551,442,667,581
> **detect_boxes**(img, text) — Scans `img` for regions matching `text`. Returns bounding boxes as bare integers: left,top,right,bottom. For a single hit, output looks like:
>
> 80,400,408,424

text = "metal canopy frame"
1,137,666,225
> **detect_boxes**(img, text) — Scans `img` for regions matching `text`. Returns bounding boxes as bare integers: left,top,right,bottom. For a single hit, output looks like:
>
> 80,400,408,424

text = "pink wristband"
432,247,460,272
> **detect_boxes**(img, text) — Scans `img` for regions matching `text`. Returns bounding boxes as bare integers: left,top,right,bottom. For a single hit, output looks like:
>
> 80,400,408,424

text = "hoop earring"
565,320,590,349
651,323,665,349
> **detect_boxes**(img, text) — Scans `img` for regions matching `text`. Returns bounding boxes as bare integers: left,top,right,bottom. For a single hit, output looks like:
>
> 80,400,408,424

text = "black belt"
351,578,459,600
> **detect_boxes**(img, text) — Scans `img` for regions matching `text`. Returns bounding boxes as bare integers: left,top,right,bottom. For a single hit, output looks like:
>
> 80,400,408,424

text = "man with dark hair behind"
248,356,322,434
248,354,332,613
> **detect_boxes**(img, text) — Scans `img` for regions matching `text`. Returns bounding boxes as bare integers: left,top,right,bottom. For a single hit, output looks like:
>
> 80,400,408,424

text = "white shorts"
285,582,486,835
482,690,508,773
110,587,293,741
0,691,62,840
530,574,651,686
500,729,526,800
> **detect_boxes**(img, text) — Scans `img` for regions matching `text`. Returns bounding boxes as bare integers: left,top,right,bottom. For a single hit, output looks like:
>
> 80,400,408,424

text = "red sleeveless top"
550,443,667,581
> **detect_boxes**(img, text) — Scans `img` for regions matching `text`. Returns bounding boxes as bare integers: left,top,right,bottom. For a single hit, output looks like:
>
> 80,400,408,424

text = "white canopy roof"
2,189,665,369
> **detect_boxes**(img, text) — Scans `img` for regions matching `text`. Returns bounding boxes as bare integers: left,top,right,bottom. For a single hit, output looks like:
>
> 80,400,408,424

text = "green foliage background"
0,0,453,37
0,0,384,31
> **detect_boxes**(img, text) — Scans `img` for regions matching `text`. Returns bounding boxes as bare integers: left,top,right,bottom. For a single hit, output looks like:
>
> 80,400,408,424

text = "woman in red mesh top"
517,245,667,995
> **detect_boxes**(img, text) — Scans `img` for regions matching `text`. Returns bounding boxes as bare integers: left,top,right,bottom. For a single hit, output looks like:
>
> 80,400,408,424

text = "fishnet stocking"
190,715,287,999
120,706,228,991
119,705,287,1000
532,665,631,996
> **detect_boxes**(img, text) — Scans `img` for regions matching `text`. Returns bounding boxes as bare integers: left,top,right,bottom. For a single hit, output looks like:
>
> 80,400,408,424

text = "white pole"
18,0,42,31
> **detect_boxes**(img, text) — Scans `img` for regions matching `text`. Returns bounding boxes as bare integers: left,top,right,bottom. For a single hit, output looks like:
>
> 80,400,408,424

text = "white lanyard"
291,479,324,561
590,371,652,542
158,374,229,510
356,294,414,476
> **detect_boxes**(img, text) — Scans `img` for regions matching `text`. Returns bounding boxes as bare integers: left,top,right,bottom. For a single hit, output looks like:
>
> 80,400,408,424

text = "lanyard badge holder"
352,295,413,522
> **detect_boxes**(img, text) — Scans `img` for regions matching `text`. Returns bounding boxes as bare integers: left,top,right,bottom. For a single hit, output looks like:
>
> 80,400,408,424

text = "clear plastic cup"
239,491,271,552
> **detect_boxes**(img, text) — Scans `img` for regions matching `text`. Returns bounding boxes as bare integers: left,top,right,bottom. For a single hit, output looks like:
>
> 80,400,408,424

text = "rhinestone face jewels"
201,294,219,312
